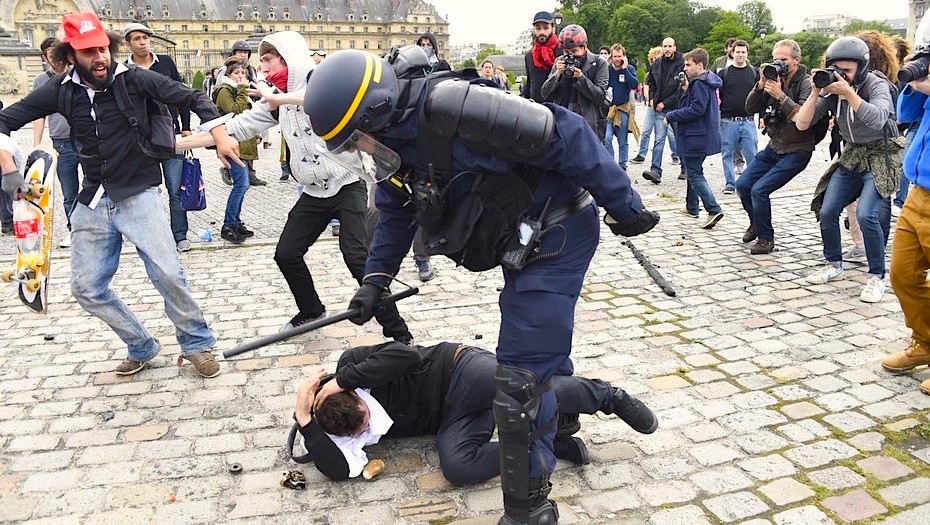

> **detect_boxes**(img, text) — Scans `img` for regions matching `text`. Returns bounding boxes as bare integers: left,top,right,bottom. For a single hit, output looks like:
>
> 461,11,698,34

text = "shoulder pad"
424,79,554,158
388,45,431,79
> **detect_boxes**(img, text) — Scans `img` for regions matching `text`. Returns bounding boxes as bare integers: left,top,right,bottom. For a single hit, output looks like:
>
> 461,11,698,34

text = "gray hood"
259,31,315,92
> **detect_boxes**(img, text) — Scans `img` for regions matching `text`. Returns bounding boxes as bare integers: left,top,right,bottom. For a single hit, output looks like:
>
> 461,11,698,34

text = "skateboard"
1,150,56,314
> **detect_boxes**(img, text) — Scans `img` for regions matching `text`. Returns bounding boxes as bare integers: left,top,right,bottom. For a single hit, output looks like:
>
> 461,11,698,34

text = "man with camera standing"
522,11,561,103
643,37,684,184
718,40,759,195
796,37,905,303
604,44,639,170
880,17,930,393
737,39,816,255
541,24,609,137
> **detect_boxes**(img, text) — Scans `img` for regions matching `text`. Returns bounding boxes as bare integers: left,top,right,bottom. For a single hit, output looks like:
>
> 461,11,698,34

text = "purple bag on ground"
179,152,206,211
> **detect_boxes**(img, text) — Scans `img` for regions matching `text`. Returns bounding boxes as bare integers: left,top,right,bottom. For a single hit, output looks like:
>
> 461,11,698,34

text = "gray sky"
430,0,909,46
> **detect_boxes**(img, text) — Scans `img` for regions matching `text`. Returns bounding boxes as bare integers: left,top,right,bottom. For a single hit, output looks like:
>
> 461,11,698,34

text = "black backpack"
58,65,176,160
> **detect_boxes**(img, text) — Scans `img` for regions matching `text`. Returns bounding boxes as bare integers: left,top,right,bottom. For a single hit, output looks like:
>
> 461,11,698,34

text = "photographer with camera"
541,24,609,136
880,16,930,394
642,37,685,184
795,37,905,303
737,39,816,255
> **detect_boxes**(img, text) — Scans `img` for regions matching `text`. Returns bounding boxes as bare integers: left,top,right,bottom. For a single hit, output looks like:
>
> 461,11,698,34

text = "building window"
284,25,290,32
255,26,261,33
22,28,33,47
145,5,153,18
223,24,228,31
350,40,356,48
284,8,291,21
318,26,323,32
414,17,418,23
364,26,369,33
238,25,244,33
364,40,369,49
378,27,383,33
336,26,341,32
378,41,383,49
318,40,324,49
316,11,323,21
164,24,170,32
181,24,188,32
348,13,355,21
162,6,170,18
401,26,406,33
183,40,189,49
336,40,341,49
203,40,209,50
223,40,228,50
202,25,208,32
413,27,418,34
351,26,355,33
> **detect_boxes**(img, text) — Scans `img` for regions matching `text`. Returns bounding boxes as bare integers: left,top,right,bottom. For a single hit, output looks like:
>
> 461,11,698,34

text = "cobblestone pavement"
2,106,930,524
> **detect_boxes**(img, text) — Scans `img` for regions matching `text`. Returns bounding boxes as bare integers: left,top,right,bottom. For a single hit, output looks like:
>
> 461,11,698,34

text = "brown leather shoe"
882,340,930,374
115,359,145,376
750,238,775,255
178,351,221,378
922,378,930,395
742,225,757,243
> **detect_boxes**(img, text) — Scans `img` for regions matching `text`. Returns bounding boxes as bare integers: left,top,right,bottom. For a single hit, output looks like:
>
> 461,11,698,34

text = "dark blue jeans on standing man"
735,145,812,242
223,157,250,228
160,155,188,243
683,156,722,215
52,138,81,230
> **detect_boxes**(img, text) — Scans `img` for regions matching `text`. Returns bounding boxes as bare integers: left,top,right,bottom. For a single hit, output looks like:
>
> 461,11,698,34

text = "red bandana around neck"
531,34,559,70
266,67,289,92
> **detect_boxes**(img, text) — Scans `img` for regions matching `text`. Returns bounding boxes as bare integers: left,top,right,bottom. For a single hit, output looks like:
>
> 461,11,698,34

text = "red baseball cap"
62,12,110,50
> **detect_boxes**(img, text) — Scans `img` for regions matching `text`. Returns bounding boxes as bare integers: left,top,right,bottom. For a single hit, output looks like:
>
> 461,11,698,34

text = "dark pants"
683,156,722,215
366,206,429,260
438,347,612,486
0,189,10,229
52,138,81,230
735,146,812,242
275,182,409,338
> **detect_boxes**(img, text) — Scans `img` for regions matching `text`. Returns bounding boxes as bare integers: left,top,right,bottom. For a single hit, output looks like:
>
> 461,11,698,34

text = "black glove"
348,282,386,325
2,170,26,199
605,209,660,237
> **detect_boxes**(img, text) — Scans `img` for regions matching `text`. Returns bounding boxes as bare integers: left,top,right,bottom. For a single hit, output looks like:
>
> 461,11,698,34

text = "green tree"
461,58,476,69
192,70,205,91
792,31,833,68
476,46,505,65
844,19,894,34
738,0,775,36
574,1,613,48
609,4,662,66
701,11,753,61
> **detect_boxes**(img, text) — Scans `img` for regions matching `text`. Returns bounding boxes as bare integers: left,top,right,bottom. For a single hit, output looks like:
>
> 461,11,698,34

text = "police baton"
223,286,419,358
621,239,676,297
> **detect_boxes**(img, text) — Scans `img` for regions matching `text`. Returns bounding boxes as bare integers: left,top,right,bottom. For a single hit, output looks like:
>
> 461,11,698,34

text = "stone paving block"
822,411,877,433
688,442,743,466
862,400,913,420
914,447,930,465
803,375,849,393
580,461,646,490
718,410,787,433
737,454,797,481
757,477,815,505
355,477,409,502
884,418,920,432
123,424,169,442
640,455,697,481
397,496,457,522
689,466,754,494
686,369,726,383
34,488,106,518
770,366,808,381
777,419,831,443
878,477,930,507
822,489,887,522
578,487,643,517
855,456,914,481
807,466,867,490
682,423,729,443
784,439,860,468
635,480,698,507
816,392,863,412
694,381,742,400
779,401,824,420
847,384,895,403
734,431,789,455
883,502,930,524
847,431,886,452
6,435,60,452
772,505,834,525
648,505,711,525
227,492,282,519
730,391,778,409
702,491,769,522
644,375,691,391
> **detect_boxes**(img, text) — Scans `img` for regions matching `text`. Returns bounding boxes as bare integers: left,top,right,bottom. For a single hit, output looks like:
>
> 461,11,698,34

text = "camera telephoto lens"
762,64,778,80
813,69,836,89
899,54,930,84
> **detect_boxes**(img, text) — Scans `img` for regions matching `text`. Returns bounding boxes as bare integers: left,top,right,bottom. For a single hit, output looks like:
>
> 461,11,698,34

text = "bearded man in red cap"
0,12,241,378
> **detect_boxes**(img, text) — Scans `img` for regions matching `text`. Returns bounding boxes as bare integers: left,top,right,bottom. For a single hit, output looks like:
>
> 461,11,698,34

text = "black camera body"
676,71,687,87
562,54,582,77
762,59,788,80
813,66,848,89
899,49,930,84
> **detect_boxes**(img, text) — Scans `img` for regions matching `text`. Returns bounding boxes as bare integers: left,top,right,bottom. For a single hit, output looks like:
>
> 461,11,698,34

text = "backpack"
718,64,760,85
58,65,176,160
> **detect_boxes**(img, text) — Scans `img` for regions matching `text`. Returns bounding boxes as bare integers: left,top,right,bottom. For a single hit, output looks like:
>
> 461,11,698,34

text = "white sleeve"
0,134,25,170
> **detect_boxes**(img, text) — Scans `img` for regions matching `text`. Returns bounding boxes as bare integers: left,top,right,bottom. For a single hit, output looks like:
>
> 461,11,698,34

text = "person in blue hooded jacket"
666,48,725,229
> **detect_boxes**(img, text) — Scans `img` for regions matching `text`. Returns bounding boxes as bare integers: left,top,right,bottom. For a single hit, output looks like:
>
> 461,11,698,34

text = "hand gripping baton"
223,286,419,358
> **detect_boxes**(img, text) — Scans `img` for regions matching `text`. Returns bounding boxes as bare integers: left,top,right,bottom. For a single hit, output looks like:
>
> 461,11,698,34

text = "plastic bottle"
198,228,213,242
13,199,43,267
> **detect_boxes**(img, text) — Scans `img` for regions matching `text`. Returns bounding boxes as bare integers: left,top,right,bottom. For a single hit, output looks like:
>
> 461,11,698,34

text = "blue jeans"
683,156,722,215
895,125,919,207
223,157,250,228
720,118,758,188
735,146,811,242
69,188,214,361
819,166,886,277
160,155,188,243
637,107,677,159
604,110,630,168
52,138,81,230
650,111,672,175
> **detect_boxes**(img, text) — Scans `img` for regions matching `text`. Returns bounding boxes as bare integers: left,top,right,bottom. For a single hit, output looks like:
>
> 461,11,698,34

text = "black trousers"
437,348,612,486
274,181,410,338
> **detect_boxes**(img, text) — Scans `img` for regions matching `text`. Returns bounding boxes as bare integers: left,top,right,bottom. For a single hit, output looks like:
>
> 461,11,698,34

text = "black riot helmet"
824,37,870,85
231,40,251,58
304,50,398,151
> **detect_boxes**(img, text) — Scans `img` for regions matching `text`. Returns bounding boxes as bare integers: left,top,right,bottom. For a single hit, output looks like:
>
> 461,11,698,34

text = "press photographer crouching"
880,15,930,395
541,24,609,136
738,39,817,255
796,36,906,303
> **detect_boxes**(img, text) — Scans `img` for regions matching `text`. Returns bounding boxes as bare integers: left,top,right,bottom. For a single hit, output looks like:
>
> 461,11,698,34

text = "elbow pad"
424,78,554,159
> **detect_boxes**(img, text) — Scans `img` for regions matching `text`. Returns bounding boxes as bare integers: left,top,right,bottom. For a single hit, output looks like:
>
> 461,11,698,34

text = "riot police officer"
304,46,659,525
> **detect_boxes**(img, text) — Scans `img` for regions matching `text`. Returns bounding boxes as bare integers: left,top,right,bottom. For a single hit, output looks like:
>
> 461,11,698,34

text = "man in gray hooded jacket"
541,24,608,137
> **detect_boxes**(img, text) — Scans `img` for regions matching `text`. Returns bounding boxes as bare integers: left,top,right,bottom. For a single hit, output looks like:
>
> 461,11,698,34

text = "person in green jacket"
213,57,258,243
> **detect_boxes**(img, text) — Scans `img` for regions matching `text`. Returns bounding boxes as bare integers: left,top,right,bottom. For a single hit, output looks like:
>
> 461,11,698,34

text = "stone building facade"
0,0,449,93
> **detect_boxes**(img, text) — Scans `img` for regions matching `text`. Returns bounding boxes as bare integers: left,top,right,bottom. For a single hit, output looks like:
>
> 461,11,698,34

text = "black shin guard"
493,365,559,525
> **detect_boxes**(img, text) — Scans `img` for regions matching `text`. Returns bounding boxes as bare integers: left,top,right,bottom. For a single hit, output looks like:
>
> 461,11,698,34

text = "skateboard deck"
2,150,56,314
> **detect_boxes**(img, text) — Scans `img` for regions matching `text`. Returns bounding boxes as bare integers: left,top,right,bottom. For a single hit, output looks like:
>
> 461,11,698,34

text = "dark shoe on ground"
236,223,254,238
723,185,735,195
280,311,326,332
249,174,267,186
671,156,681,165
642,170,662,184
742,225,757,243
416,259,435,282
220,167,232,186
279,173,290,181
679,209,699,219
750,238,775,254
1,223,13,235
630,155,645,164
331,223,340,237
703,212,724,229
605,388,658,434
179,351,221,378
220,226,245,244
556,412,581,437
553,436,590,465
678,168,686,180
115,359,145,376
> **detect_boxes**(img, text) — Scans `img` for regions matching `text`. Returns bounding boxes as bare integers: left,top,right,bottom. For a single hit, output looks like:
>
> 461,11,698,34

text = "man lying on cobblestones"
175,32,412,341
0,12,241,378
292,341,657,483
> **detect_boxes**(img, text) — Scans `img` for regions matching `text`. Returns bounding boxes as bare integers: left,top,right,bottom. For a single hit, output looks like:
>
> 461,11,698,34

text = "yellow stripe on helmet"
320,54,374,142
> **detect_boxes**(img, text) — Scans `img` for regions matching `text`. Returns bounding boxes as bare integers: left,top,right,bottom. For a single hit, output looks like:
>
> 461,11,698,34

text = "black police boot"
556,413,580,437
499,477,559,525
553,436,589,465
604,387,658,434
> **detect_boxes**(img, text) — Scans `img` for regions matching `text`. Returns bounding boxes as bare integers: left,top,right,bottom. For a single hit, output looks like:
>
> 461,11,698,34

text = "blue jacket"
608,64,639,105
666,71,723,157
897,84,930,190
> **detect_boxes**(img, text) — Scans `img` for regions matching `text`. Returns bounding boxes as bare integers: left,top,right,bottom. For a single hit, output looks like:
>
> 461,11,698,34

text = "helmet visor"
319,130,401,183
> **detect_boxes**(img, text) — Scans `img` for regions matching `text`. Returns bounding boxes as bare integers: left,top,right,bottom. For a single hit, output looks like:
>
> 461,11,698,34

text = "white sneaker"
176,239,192,252
892,205,902,218
58,234,71,249
860,275,886,303
806,262,845,284
842,246,867,263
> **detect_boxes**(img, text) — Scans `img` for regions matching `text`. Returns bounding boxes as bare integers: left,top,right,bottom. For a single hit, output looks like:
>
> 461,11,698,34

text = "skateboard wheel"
1,270,11,282
29,184,46,197
25,279,40,292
